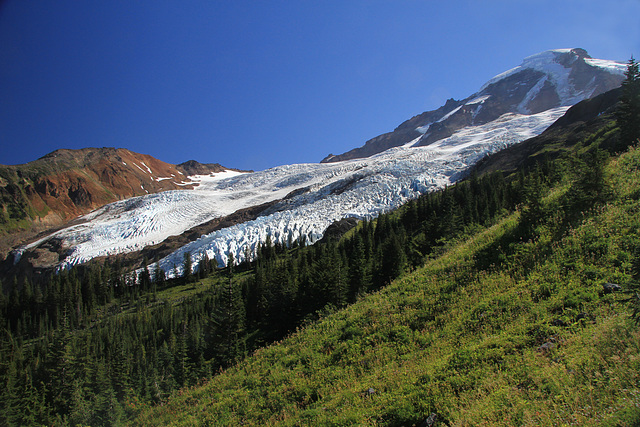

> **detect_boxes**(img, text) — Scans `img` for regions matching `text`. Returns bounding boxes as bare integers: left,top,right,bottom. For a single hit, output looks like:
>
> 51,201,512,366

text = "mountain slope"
0,148,229,260
135,125,640,426
321,48,625,163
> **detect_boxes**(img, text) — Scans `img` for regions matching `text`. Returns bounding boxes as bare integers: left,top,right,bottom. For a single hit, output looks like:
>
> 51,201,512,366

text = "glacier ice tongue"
147,107,570,278
22,107,569,276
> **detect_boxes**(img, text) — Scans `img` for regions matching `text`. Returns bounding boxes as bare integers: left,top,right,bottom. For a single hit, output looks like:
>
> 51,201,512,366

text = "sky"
1,1,639,171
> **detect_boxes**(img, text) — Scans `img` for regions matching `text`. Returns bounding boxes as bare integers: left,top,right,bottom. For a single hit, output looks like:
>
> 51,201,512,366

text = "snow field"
16,104,570,276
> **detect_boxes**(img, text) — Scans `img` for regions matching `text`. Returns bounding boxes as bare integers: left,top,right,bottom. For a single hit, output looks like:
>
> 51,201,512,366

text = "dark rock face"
321,99,465,163
318,217,360,244
322,49,625,163
176,160,246,176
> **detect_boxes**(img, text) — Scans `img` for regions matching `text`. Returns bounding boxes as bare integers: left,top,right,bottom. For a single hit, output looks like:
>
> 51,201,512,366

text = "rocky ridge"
0,148,230,260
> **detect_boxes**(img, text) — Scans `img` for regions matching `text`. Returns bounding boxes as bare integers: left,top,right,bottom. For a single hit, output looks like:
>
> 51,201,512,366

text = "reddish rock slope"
0,147,228,259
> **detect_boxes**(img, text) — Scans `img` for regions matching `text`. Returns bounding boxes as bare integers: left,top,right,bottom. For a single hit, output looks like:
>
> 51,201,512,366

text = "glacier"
479,49,626,105
151,107,571,278
18,106,569,276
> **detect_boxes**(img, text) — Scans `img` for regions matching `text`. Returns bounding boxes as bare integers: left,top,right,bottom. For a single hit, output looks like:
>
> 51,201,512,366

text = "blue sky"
1,1,639,171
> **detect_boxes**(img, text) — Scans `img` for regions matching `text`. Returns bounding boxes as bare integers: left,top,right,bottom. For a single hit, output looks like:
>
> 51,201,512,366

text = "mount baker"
3,48,627,278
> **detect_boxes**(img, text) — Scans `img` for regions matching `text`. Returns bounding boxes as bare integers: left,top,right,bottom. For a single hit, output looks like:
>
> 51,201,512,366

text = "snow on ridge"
478,49,625,97
140,161,153,174
482,50,573,98
584,58,627,75
466,95,491,105
479,65,522,92
437,105,463,123
416,123,432,134
132,162,148,174
188,170,247,188
402,135,423,148
517,75,549,114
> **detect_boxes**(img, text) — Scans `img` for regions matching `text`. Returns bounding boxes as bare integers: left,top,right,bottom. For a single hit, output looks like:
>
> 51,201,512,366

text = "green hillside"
134,138,640,424
1,77,639,425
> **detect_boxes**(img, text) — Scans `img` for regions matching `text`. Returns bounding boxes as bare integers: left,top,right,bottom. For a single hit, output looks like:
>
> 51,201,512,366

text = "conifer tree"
617,56,640,147
183,252,193,283
348,234,370,300
0,279,6,320
153,263,166,288
209,253,246,367
139,258,152,292
377,231,407,286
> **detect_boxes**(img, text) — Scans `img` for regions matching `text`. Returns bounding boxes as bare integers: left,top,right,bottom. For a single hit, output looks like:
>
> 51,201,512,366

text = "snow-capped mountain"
10,49,627,276
322,48,626,163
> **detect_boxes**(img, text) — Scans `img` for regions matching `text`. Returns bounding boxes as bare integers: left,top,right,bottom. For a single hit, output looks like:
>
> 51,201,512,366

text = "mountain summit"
321,48,626,163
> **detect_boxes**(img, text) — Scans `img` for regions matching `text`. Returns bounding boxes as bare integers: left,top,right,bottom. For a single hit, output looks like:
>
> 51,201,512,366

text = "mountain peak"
322,49,626,163
480,48,603,93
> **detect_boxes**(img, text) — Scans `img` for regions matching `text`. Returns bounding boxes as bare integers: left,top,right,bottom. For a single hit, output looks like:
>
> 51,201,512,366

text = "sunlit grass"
136,145,640,426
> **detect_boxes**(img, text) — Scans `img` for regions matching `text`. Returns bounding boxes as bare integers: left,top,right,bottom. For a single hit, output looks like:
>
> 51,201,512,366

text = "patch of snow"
517,75,548,114
140,161,153,174
472,104,483,121
416,122,433,134
189,170,246,188
132,163,147,174
12,248,25,264
437,105,462,123
549,48,573,54
584,58,627,75
156,177,172,182
466,95,491,105
402,135,423,148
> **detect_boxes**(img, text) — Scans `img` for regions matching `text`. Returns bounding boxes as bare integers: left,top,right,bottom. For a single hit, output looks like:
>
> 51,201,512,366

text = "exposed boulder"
603,282,622,294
